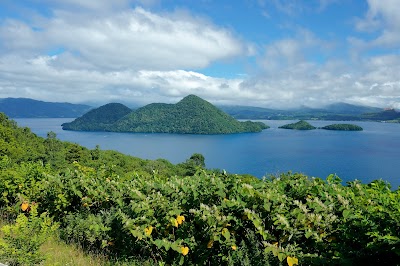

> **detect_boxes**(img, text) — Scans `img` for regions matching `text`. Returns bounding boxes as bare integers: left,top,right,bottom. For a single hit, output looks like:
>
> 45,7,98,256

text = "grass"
41,237,157,266
0,217,155,266
40,237,107,266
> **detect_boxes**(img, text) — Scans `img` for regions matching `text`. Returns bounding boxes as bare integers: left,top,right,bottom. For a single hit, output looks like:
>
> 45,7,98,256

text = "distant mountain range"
62,95,268,134
1,97,399,123
219,103,400,122
0,98,92,118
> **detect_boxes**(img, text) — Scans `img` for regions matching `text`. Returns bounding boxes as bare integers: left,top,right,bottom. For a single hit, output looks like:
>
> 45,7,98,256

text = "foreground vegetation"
1,113,399,265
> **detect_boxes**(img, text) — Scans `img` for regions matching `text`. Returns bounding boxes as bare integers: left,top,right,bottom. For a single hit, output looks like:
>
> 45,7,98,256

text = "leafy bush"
1,113,399,265
27,164,399,265
0,204,58,265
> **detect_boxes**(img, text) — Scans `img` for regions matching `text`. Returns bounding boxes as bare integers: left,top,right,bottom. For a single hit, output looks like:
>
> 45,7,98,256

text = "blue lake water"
14,118,400,188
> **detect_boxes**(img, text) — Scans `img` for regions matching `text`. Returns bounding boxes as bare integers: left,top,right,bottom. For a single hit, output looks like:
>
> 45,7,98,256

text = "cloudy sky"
0,0,399,108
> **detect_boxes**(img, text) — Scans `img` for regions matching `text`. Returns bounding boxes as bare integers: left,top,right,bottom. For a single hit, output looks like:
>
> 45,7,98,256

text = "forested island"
62,95,268,134
321,124,363,131
279,121,364,131
279,120,316,130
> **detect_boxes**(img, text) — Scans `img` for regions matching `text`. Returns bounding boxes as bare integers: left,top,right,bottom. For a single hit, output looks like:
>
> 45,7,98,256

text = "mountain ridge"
219,102,385,120
0,98,92,118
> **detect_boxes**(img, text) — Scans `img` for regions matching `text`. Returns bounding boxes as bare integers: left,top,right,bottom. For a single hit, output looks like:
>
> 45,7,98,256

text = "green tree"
181,153,206,176
189,153,205,168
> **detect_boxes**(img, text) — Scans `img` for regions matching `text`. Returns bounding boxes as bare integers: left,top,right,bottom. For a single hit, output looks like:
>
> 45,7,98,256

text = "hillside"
324,102,382,114
279,120,316,130
1,112,399,266
361,109,400,122
63,95,269,134
0,98,91,118
220,102,384,121
62,103,132,131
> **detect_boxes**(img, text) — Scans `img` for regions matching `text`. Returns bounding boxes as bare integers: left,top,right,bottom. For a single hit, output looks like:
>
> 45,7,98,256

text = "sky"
0,0,399,108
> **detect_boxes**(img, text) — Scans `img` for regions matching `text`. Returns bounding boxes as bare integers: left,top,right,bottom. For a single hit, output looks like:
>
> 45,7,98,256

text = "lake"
14,118,400,188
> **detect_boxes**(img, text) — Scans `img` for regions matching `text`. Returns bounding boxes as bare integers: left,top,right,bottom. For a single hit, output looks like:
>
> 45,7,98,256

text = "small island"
62,95,269,134
279,120,316,130
321,124,363,131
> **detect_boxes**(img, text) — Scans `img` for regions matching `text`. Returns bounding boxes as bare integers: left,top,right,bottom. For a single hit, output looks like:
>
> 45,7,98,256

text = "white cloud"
243,25,400,108
355,0,400,48
0,53,244,105
1,50,400,109
0,7,243,71
260,29,332,72
0,1,399,109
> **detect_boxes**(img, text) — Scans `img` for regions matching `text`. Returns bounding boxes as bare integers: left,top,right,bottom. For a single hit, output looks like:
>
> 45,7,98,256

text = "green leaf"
278,252,286,261
343,209,351,219
222,228,230,240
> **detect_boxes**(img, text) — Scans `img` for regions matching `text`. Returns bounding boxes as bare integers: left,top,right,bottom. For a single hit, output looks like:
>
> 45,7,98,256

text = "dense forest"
321,124,363,131
62,103,132,131
0,112,399,265
62,95,269,134
279,121,364,131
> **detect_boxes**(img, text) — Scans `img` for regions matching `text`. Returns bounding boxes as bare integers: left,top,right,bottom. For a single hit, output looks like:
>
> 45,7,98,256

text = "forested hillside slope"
0,113,399,266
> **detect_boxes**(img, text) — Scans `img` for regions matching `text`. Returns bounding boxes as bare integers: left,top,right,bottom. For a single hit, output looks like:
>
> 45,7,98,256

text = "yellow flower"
181,246,189,256
145,226,153,236
177,215,185,225
231,245,237,251
287,256,299,266
207,240,213,248
21,202,29,211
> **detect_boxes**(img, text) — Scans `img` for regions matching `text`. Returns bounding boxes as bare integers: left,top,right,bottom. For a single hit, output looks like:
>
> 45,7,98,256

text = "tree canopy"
321,124,363,131
279,120,316,130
